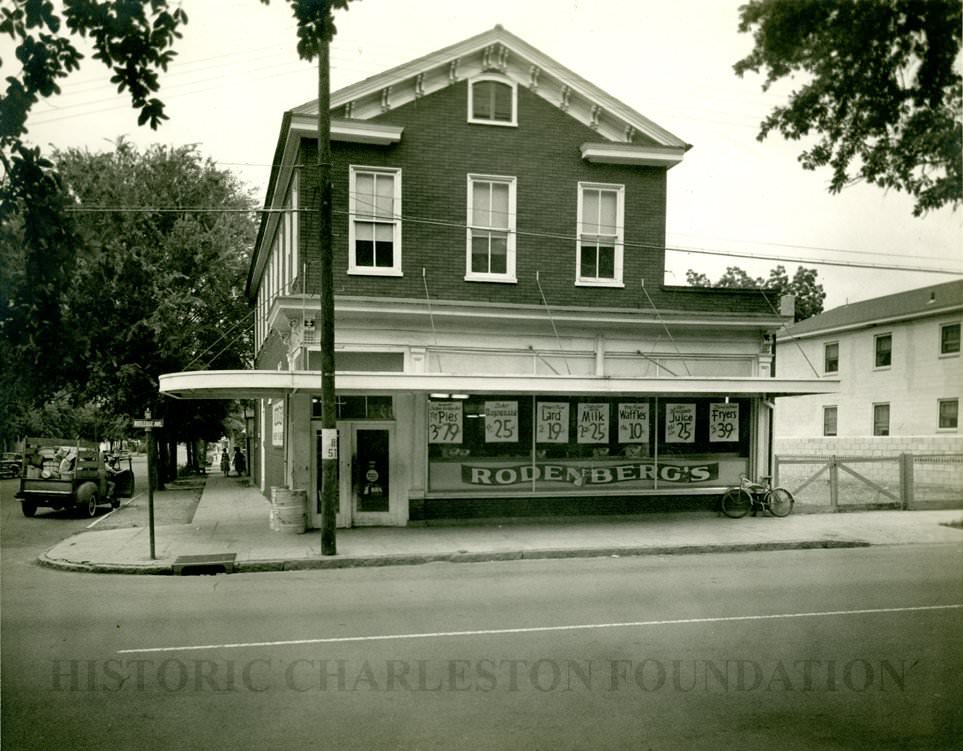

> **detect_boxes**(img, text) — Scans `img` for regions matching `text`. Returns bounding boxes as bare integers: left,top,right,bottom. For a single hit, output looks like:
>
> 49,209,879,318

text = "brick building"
161,27,832,526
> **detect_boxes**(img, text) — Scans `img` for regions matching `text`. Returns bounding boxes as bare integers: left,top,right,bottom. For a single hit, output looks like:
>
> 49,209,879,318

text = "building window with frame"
466,174,516,282
348,166,402,276
873,403,890,436
823,405,838,436
938,399,959,430
577,183,624,286
468,77,516,126
874,333,892,368
940,322,960,355
824,342,839,374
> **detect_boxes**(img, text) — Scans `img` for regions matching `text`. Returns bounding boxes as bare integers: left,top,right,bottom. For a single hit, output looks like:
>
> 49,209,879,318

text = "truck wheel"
21,501,37,517
86,492,99,517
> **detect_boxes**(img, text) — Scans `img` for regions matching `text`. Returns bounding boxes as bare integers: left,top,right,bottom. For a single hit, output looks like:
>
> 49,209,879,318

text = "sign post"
133,410,164,559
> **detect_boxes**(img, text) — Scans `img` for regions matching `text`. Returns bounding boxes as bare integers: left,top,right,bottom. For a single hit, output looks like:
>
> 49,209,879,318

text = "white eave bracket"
581,142,685,168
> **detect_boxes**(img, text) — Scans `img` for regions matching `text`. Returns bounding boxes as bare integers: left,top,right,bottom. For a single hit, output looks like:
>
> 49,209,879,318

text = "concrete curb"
37,538,872,576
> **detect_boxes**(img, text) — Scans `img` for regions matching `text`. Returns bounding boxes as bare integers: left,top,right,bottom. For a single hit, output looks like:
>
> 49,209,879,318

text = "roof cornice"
292,25,689,151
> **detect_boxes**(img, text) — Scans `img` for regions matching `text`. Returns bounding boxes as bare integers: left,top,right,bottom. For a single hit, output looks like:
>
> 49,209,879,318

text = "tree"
53,140,257,475
686,264,826,322
734,0,962,216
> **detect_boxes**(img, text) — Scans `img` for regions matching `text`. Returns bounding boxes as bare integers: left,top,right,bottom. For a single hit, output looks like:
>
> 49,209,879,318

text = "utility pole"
318,31,337,555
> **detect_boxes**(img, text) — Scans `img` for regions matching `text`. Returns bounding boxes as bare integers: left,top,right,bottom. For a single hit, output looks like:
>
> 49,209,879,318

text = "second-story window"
824,342,839,374
577,183,624,286
874,333,892,368
940,322,960,355
466,174,516,282
349,166,402,276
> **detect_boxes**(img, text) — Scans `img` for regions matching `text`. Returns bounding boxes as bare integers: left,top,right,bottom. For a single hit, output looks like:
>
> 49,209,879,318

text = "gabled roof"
777,280,963,340
292,25,689,151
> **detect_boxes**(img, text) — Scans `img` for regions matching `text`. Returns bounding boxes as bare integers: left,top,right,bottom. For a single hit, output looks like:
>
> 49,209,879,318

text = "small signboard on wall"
618,402,649,444
536,401,569,444
709,402,739,442
485,401,519,443
665,403,695,443
272,400,284,447
428,401,463,444
577,402,610,444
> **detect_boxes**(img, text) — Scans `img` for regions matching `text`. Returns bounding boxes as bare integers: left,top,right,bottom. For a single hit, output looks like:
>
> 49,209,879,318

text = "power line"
58,203,962,276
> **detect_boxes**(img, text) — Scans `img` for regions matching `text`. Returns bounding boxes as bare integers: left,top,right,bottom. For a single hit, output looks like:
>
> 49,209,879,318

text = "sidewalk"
40,473,963,575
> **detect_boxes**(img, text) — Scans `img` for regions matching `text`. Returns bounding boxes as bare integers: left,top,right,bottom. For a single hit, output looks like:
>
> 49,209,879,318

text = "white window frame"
467,75,517,127
576,182,625,287
823,405,838,437
874,332,892,370
872,402,890,436
824,341,839,374
937,398,959,431
348,165,402,277
939,321,960,357
465,173,517,283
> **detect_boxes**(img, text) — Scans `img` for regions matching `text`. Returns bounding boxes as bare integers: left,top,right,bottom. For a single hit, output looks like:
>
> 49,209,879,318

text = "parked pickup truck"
16,438,134,517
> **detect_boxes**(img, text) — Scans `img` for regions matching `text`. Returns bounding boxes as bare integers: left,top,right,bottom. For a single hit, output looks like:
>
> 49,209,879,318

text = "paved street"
2,497,961,751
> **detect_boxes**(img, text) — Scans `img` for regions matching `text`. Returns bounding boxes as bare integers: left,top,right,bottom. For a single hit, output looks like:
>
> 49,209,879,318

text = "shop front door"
313,422,395,528
350,423,395,526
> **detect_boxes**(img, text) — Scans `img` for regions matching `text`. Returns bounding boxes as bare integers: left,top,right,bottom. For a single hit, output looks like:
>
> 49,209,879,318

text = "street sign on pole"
135,410,159,560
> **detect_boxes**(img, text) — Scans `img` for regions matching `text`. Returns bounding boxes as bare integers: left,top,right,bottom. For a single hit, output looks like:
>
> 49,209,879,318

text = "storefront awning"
159,370,837,400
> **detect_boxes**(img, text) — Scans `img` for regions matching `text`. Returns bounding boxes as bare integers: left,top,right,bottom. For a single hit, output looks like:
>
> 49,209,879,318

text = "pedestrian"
220,450,230,475
232,447,246,476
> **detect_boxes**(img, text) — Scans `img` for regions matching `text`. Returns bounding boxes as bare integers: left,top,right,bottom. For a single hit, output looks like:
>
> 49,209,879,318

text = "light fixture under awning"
159,370,838,400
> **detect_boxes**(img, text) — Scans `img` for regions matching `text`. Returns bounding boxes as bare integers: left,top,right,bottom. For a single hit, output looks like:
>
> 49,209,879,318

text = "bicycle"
721,474,794,518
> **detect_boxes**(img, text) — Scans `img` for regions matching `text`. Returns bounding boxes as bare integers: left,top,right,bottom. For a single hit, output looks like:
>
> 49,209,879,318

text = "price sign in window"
577,402,610,444
485,401,519,443
665,403,696,444
536,401,569,444
709,403,739,442
428,401,463,444
618,402,649,444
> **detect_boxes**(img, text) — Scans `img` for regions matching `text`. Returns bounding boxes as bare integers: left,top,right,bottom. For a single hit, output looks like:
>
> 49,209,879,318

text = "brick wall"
292,81,774,317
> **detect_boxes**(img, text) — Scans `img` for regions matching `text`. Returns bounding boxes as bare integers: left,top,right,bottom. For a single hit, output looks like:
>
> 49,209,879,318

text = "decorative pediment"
291,25,688,152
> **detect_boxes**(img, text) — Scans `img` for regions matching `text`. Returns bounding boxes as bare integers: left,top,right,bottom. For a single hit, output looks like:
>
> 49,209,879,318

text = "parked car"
0,452,23,479
15,438,134,517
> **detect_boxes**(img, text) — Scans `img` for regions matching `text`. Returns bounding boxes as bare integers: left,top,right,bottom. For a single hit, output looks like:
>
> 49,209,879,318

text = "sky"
13,0,962,311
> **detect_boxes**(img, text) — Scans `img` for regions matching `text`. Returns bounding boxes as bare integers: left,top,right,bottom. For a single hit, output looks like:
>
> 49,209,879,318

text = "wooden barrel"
272,487,306,534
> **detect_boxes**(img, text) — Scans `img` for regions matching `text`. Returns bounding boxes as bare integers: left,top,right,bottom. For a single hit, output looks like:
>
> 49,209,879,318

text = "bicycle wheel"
768,487,794,517
721,488,751,518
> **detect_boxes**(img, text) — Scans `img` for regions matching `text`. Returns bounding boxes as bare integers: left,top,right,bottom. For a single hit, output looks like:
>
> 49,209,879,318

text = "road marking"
117,603,963,655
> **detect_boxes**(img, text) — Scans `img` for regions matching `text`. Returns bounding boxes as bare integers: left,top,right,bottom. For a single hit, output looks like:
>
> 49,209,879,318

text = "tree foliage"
734,0,962,216
686,265,826,321
0,140,257,448
0,0,357,451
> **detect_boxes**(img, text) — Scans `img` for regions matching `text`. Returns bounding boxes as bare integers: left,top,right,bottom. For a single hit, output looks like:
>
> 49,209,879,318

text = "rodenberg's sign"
461,462,719,487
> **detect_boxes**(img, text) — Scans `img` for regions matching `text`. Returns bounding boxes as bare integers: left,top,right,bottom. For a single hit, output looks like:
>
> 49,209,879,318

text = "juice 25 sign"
665,403,696,443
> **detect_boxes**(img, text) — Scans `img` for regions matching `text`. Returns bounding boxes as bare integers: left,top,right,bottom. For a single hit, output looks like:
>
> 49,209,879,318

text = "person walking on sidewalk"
232,447,246,476
220,450,230,476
